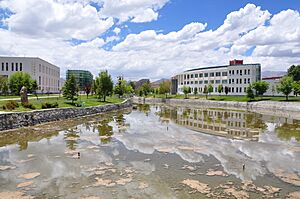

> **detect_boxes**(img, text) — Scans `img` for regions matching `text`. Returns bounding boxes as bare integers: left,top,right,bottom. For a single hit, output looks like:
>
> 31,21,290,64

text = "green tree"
218,84,223,96
114,77,127,98
31,80,38,100
287,65,300,81
95,71,113,102
208,84,213,96
63,74,78,104
8,72,36,95
277,76,294,101
140,82,151,96
253,81,269,98
159,80,171,98
203,85,208,99
292,81,300,96
246,85,255,100
0,76,9,95
271,84,276,96
193,87,198,97
183,86,190,99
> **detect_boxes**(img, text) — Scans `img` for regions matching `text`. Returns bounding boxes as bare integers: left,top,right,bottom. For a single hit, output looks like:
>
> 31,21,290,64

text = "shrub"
41,102,59,109
4,100,19,110
22,102,36,110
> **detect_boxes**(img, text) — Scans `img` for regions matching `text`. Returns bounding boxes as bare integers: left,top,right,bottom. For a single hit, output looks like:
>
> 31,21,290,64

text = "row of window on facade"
1,62,23,72
181,78,251,85
184,86,247,93
183,69,251,79
38,64,59,76
38,76,59,87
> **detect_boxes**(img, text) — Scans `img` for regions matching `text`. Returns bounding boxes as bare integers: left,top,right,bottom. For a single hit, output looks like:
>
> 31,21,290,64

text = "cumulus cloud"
99,0,169,23
0,2,299,80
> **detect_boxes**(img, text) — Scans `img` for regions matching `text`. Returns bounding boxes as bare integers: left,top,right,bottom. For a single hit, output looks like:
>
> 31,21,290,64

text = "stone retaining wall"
0,99,132,131
133,97,300,120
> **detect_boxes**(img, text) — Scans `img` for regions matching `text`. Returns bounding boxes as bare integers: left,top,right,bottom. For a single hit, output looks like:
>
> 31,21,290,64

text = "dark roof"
185,63,261,72
262,76,283,80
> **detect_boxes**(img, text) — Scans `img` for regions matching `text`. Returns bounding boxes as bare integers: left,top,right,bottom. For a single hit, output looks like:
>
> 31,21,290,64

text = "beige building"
0,57,60,93
174,60,261,96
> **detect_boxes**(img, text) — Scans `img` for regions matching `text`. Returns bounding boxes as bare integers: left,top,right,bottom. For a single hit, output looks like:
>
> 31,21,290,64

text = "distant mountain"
151,78,169,88
262,71,286,78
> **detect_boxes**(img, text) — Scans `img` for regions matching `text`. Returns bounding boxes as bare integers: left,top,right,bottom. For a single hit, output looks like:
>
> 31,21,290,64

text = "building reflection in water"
157,105,299,141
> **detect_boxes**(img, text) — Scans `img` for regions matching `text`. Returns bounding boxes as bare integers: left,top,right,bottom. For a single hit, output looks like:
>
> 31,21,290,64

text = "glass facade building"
66,70,93,91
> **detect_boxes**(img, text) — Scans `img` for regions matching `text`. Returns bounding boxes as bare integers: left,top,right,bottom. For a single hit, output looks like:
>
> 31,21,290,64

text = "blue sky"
0,0,299,80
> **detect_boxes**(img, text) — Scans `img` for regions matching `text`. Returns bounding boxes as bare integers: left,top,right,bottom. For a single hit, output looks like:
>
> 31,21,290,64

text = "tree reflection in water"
97,119,113,144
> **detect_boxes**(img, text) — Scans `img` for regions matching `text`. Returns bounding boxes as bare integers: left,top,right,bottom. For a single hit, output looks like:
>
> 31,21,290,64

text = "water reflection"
157,106,300,141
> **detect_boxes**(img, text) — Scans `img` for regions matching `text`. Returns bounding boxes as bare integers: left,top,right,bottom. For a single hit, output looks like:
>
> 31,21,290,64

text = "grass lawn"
0,94,59,100
146,94,300,102
0,95,125,112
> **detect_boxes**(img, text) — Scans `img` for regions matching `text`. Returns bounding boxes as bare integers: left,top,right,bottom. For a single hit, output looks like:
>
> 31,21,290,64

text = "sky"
0,0,300,81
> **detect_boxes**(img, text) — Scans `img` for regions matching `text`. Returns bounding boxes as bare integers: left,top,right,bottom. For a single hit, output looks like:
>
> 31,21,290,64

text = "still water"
0,104,300,198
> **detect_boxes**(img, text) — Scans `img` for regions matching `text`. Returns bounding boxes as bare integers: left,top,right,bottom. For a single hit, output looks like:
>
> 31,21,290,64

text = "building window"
6,63,8,71
11,63,14,71
184,75,186,79
244,79,246,84
187,74,190,79
229,70,231,75
244,87,246,92
240,79,242,84
39,76,41,85
191,74,194,78
195,81,198,84
191,81,193,84
232,70,235,75
20,63,23,71
229,79,231,84
222,80,227,84
195,74,198,78
236,87,239,93
244,69,247,75
204,73,208,77
216,72,221,77
199,73,203,78
222,72,228,76
204,80,208,84
248,78,250,84
248,69,250,75
210,72,214,77
2,63,4,71
232,79,235,84
240,87,242,93
240,70,242,75
216,80,221,84
210,80,214,84
199,81,203,84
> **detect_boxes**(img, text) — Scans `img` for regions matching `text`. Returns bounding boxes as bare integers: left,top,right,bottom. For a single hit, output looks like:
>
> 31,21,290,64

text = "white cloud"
0,0,114,40
113,27,121,35
99,0,169,23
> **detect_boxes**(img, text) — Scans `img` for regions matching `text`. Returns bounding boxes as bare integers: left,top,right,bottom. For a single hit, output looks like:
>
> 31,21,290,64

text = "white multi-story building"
174,60,261,95
0,57,60,93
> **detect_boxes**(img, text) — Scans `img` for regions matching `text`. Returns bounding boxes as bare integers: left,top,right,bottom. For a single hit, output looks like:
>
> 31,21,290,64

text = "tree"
140,82,151,96
183,86,190,99
159,80,171,98
193,87,198,97
63,74,78,104
92,80,97,96
208,84,213,96
31,80,38,100
271,84,276,96
95,71,113,102
114,77,127,98
246,85,255,100
218,84,223,96
292,81,300,96
8,72,36,95
253,81,269,98
0,76,9,95
287,65,300,81
277,76,294,101
84,84,92,98
203,85,208,99
224,86,229,96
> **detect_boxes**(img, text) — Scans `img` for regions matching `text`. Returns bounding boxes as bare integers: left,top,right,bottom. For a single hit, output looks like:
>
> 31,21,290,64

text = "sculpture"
20,86,28,104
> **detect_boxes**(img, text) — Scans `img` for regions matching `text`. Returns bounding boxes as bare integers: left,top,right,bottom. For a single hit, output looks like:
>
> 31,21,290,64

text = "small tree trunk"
286,95,288,101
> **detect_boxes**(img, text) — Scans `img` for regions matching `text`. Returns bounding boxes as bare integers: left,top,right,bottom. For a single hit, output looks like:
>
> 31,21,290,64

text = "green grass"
0,94,59,100
146,94,300,102
0,95,125,112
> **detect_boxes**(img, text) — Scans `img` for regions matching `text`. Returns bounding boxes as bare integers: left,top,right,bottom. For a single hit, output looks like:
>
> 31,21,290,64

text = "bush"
41,102,59,109
22,102,36,110
3,100,19,110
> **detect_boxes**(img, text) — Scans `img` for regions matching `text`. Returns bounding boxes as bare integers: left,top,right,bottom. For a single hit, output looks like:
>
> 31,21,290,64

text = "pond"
0,104,300,198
